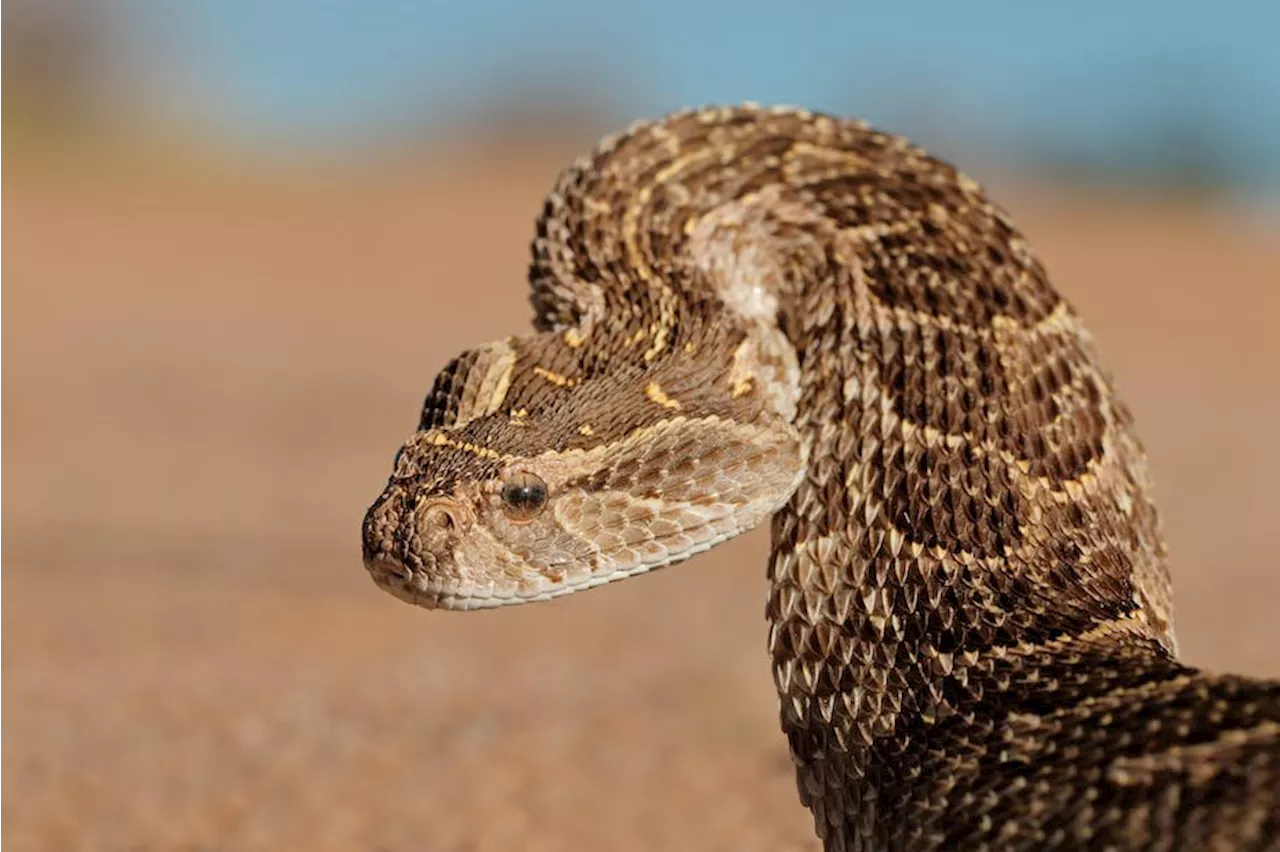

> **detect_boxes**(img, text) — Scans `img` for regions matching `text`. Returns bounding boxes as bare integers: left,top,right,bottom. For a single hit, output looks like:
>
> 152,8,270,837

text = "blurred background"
5,2,1279,850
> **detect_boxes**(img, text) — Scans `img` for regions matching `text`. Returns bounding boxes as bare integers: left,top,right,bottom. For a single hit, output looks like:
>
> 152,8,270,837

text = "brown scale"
367,105,1280,851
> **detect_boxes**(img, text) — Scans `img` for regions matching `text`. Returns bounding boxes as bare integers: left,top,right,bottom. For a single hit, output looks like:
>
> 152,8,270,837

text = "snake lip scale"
362,104,1280,850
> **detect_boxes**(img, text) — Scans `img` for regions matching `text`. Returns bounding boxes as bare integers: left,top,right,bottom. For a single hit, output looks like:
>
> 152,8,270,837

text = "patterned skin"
363,106,1280,850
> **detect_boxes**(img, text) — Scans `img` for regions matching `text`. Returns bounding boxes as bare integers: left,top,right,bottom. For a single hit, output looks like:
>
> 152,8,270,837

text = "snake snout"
361,487,412,574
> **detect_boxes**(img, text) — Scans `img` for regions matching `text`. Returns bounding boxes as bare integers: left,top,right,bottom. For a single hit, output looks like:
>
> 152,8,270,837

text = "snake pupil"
501,472,548,521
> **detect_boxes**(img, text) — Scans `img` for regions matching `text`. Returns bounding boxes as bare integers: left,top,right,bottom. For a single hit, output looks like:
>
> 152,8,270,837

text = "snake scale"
362,105,1280,850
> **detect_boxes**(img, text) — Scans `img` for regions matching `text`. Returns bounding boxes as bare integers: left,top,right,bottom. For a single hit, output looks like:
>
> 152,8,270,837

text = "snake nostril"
421,500,463,532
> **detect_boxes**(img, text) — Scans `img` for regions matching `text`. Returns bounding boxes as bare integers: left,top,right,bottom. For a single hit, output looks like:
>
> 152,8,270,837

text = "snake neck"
755,236,1186,843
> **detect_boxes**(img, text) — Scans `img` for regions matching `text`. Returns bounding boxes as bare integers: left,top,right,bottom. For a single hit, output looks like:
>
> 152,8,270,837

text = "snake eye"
500,471,548,521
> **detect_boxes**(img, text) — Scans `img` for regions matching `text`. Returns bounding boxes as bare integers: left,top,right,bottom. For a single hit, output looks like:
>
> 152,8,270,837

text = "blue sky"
132,1,1280,188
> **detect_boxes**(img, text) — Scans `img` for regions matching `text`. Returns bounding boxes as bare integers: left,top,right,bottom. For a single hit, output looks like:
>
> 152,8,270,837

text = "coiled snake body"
363,106,1280,850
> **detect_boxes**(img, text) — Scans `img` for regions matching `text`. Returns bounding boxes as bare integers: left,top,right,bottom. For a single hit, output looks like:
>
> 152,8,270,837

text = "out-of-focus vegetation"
4,3,113,149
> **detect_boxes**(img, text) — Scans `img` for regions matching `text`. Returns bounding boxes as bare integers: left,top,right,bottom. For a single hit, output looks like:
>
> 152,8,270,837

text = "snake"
361,105,1280,850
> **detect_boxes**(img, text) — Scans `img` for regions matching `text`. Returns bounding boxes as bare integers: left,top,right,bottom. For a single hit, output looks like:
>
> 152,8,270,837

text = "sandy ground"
5,152,1279,851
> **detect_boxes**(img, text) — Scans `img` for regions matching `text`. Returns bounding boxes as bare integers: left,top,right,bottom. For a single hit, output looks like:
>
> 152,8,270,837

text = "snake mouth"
362,549,638,611
373,527,745,612
365,553,412,584
364,497,786,611
363,552,480,610
364,554,426,603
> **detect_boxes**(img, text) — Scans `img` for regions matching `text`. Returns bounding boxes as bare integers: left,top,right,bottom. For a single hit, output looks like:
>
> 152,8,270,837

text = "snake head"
362,413,806,610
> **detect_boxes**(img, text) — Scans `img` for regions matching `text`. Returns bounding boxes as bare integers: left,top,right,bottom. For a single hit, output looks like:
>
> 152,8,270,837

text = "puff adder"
362,105,1280,850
